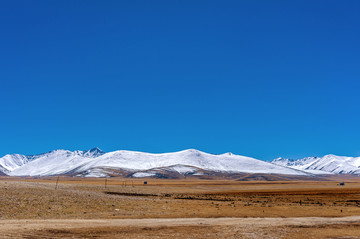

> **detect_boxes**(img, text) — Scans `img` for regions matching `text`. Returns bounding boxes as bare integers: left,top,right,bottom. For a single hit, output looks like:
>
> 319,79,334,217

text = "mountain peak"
82,147,105,158
219,152,235,157
323,154,337,158
178,149,202,154
89,147,103,153
272,157,286,162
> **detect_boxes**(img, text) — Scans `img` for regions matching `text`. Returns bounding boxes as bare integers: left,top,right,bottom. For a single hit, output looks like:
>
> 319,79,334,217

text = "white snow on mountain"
0,165,10,175
3,148,360,177
9,149,95,176
74,149,307,176
272,154,360,175
0,154,33,172
0,148,308,177
132,172,157,178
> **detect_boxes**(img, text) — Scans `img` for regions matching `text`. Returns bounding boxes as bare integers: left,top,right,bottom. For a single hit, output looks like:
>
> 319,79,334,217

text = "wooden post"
55,176,60,190
105,178,107,189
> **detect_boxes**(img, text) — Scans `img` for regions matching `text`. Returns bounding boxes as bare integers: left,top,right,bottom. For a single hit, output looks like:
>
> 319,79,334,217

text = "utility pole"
55,176,60,190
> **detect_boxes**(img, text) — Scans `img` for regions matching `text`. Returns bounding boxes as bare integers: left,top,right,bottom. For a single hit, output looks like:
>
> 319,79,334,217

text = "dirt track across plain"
1,216,360,238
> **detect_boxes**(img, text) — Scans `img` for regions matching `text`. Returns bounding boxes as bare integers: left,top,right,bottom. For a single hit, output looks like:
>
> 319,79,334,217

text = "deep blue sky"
1,0,359,160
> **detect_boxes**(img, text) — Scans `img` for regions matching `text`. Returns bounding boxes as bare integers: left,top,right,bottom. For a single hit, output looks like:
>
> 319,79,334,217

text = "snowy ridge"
0,148,308,177
2,148,360,177
272,154,360,175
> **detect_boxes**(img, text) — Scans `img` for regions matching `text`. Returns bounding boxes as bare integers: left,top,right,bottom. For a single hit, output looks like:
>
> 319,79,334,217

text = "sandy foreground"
1,216,360,238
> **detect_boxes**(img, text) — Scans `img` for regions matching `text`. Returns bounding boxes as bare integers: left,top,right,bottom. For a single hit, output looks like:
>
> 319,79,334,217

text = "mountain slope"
0,165,9,175
0,154,33,172
1,148,308,177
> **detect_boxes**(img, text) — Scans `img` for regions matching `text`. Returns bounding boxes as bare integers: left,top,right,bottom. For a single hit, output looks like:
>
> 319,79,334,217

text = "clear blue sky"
1,0,359,160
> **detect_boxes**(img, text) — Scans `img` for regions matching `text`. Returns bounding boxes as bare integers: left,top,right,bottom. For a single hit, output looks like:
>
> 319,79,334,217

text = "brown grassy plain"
1,176,360,238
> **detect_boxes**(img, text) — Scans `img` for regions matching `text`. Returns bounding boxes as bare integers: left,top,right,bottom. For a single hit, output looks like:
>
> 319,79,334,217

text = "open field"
1,176,360,238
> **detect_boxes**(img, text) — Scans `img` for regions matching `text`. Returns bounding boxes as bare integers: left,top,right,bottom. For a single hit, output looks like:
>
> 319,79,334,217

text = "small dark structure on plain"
144,181,147,185
339,182,345,186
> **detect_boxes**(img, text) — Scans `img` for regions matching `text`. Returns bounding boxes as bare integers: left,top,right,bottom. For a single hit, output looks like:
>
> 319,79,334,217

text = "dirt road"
1,216,360,238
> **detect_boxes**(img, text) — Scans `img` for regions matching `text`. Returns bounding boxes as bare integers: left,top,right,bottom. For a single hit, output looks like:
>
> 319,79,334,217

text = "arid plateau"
1,175,360,238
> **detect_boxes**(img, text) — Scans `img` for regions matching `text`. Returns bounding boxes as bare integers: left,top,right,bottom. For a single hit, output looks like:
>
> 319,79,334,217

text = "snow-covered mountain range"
272,155,360,175
0,148,359,178
0,148,307,177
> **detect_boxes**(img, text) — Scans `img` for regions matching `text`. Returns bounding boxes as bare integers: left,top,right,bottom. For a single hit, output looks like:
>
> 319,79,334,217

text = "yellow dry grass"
1,176,360,238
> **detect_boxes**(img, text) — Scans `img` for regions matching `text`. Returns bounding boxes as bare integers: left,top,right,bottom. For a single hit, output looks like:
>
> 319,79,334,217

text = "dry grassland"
1,176,360,238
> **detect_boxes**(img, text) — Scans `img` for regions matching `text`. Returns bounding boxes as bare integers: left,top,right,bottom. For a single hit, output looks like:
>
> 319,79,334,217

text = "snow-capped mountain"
272,154,360,175
3,148,360,178
0,154,34,172
0,148,307,177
